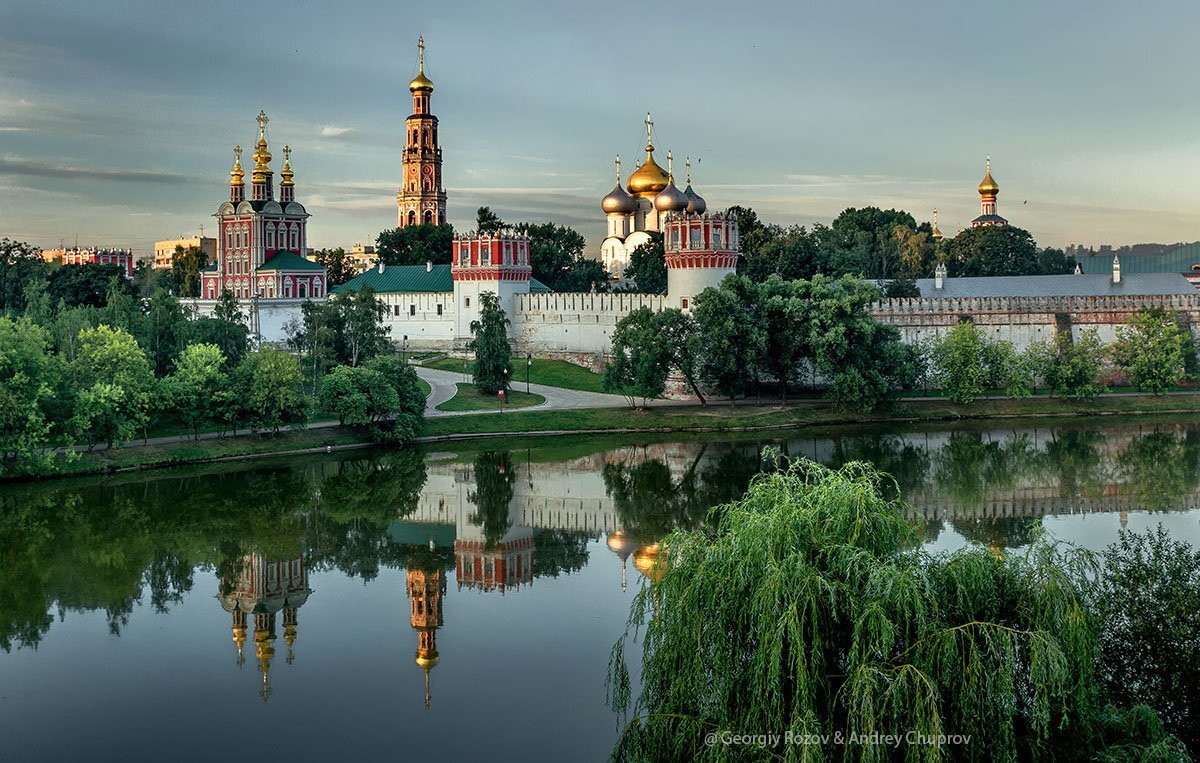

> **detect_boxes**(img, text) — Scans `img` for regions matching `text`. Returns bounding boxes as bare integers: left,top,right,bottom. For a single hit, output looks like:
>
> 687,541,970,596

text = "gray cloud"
0,155,194,184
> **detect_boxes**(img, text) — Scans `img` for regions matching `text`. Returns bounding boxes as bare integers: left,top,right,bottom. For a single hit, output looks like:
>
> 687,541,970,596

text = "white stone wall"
510,292,666,355
182,297,307,344
376,291,455,348
666,265,737,310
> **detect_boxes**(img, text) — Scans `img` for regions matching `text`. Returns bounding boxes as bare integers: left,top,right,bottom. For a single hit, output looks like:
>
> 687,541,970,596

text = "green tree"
741,225,819,283
364,352,427,419
656,308,706,404
514,221,596,291
807,275,919,411
47,264,133,309
376,223,455,266
132,259,169,298
318,365,399,426
288,299,343,394
468,291,511,394
624,232,665,293
724,205,777,261
0,318,56,471
1095,527,1200,750
1113,309,1190,394
336,287,390,367
608,458,1185,762
69,325,155,448
169,245,208,297
310,247,354,286
758,276,808,400
0,239,50,314
469,451,515,548
692,275,764,403
829,206,916,279
603,307,670,406
234,349,309,433
947,225,1056,277
1032,329,1107,400
929,321,1009,404
164,343,228,437
138,289,187,376
475,206,505,235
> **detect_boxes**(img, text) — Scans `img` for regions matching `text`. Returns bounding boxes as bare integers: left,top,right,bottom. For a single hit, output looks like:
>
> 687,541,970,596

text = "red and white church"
189,111,327,339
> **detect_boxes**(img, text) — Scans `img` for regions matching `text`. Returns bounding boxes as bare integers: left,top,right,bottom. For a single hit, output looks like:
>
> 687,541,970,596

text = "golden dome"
978,156,999,196
229,145,244,186
251,111,272,180
280,145,294,187
409,36,434,93
633,543,666,583
628,151,669,198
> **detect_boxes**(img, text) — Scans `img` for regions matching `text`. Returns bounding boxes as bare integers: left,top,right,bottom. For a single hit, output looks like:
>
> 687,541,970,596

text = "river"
2,418,1199,761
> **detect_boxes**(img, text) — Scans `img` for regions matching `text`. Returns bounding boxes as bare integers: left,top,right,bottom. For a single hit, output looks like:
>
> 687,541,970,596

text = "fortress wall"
871,294,1200,350
510,292,665,358
377,291,455,347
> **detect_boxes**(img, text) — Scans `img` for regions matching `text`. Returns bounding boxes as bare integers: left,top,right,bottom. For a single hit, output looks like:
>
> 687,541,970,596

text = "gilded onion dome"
415,648,439,670
409,36,434,93
280,145,294,187
602,155,636,214
978,156,999,195
931,208,943,240
653,152,689,213
627,112,669,197
683,157,706,214
251,111,272,181
229,145,245,187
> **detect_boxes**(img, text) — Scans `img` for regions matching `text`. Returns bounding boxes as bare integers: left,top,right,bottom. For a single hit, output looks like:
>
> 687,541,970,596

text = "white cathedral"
600,113,708,282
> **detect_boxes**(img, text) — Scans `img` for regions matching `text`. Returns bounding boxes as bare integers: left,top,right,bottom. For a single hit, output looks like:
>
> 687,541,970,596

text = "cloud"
319,125,354,138
0,155,193,184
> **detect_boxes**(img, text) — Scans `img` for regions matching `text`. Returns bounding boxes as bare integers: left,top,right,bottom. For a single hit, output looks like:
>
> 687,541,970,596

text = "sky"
3,0,1200,259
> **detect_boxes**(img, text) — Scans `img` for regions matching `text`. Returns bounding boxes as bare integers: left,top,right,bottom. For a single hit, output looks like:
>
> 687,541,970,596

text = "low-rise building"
154,236,216,269
346,243,378,273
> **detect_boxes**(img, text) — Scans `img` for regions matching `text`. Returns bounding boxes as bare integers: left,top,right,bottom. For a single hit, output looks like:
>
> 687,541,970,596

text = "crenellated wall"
871,293,1200,348
510,292,666,356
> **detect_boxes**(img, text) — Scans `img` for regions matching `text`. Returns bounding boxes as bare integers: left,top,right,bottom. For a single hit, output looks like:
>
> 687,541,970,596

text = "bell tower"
397,36,447,228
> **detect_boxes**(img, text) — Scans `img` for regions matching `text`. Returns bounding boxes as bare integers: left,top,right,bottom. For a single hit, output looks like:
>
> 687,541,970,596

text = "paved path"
415,366,635,417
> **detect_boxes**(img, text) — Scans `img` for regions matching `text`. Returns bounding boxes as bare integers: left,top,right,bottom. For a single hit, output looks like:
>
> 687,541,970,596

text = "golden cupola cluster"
409,35,434,93
978,155,999,196
251,110,273,181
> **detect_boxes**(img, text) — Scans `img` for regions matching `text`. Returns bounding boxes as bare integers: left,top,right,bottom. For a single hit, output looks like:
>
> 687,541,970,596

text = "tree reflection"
1117,428,1200,511
469,451,515,549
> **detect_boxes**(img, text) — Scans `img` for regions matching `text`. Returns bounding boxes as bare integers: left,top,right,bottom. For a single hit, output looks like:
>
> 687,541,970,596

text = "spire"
645,111,654,151
409,35,434,93
615,154,621,185
667,151,674,182
931,208,943,241
685,157,692,186
229,145,245,202
424,667,432,710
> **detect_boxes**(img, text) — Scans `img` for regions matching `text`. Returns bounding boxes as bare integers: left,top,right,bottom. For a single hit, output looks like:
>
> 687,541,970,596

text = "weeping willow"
608,458,1188,762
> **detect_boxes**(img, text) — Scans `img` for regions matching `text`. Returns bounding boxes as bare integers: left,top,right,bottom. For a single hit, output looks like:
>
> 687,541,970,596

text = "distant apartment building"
154,236,217,269
346,243,378,273
42,247,135,278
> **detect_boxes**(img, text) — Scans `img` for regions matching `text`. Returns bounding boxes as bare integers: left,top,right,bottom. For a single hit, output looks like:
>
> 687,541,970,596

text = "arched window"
297,280,307,299
408,210,417,226
266,224,275,250
290,223,299,251
284,277,293,299
424,210,433,225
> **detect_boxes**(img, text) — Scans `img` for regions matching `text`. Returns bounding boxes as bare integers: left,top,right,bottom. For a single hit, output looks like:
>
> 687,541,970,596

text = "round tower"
663,211,739,310
451,230,532,341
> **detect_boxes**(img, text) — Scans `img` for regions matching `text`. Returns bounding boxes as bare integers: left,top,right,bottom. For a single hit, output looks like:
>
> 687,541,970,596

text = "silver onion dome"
653,180,689,213
684,184,706,214
601,183,636,214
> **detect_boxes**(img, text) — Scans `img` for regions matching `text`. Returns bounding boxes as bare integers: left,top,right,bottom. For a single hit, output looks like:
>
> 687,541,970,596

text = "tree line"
1,240,421,476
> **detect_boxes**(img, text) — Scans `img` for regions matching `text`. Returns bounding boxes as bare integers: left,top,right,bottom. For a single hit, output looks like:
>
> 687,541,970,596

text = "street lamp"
526,353,532,394
402,334,408,365
503,367,509,412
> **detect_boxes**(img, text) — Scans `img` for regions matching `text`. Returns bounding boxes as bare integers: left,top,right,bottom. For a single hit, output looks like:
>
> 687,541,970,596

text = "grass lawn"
425,357,605,393
434,383,546,412
417,376,432,398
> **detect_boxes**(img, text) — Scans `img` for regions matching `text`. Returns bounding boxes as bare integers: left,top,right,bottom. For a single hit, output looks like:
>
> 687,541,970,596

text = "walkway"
414,366,634,417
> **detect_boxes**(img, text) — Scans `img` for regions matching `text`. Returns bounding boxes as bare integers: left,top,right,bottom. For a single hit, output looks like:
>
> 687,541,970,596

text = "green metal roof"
1076,244,1200,276
257,251,325,272
334,263,554,294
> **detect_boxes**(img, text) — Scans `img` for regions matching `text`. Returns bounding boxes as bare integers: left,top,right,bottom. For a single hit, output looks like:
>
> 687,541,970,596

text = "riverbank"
8,393,1200,483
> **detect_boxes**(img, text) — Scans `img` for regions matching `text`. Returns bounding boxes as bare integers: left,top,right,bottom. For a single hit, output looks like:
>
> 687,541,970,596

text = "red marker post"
498,389,505,414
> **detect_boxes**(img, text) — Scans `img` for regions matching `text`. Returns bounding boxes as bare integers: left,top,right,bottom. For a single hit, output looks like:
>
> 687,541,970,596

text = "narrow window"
436,304,443,316
409,304,416,316
465,297,471,307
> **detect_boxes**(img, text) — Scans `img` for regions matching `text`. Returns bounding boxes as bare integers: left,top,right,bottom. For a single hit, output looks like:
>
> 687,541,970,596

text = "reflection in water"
2,421,1200,756
218,552,312,701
